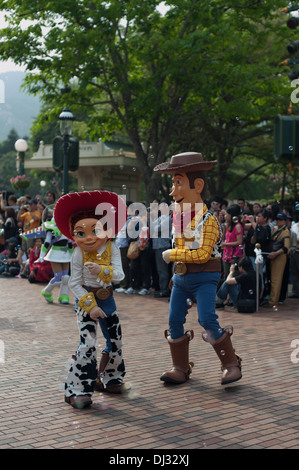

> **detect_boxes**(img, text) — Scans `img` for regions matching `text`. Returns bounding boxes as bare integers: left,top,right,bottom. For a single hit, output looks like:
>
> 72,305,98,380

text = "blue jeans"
75,294,117,353
169,272,222,340
217,281,240,307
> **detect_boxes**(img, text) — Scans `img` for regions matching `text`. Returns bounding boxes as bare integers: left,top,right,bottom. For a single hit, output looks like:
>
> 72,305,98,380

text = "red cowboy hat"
154,152,217,174
54,190,127,241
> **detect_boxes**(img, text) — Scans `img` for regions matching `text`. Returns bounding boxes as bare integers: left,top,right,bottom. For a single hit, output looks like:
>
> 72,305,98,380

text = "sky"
0,3,169,74
0,59,25,74
0,12,27,74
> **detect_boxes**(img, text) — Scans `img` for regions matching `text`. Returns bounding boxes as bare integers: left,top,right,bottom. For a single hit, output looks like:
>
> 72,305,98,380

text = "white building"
25,139,142,201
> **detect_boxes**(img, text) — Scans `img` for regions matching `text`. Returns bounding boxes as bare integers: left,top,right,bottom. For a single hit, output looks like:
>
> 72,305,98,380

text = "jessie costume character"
54,190,127,409
154,152,242,387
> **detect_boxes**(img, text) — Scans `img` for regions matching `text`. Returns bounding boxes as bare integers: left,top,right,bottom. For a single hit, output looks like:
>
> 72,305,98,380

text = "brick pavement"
0,276,299,450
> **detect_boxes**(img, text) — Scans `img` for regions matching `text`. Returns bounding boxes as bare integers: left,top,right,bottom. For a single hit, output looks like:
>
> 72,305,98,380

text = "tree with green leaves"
0,0,293,202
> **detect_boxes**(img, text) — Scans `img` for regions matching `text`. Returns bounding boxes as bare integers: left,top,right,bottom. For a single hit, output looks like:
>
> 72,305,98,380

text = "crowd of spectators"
0,189,58,282
114,195,299,312
0,187,298,312
210,197,299,310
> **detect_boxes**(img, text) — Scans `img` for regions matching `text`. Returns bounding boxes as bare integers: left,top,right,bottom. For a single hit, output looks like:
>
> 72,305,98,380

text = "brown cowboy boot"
203,326,242,386
160,330,194,384
95,352,124,394
95,352,109,392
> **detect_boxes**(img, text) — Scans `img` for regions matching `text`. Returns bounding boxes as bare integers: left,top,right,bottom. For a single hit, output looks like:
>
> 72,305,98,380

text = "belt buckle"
96,288,110,300
174,262,187,276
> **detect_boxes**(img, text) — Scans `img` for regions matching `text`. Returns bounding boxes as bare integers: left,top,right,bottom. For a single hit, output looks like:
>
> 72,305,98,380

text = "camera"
232,257,239,276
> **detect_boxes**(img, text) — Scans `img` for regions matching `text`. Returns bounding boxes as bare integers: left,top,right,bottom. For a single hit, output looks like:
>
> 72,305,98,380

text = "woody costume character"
154,152,242,387
54,191,127,409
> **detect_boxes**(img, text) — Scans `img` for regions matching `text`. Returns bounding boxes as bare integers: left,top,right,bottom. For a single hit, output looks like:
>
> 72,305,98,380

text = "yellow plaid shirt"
169,204,220,264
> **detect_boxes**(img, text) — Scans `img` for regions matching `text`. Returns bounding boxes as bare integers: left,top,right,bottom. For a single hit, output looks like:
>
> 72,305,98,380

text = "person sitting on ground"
216,256,259,313
28,238,53,284
0,239,20,277
3,207,19,243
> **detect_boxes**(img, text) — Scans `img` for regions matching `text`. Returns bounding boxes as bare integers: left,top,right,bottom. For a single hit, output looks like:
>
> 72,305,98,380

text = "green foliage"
0,0,294,201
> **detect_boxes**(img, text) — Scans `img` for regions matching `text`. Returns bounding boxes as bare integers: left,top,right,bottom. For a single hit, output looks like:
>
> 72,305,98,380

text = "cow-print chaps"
64,307,125,397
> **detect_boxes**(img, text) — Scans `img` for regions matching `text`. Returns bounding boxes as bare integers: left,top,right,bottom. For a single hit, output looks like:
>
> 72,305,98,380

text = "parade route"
0,276,299,450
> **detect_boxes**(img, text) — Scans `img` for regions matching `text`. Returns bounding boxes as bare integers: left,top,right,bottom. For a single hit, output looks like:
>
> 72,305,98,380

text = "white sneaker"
115,287,126,293
125,287,137,294
138,288,150,295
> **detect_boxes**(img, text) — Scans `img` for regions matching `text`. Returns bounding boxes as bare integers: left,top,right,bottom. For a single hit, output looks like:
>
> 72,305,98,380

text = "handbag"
138,227,149,251
236,298,256,313
127,241,140,260
271,225,288,253
271,239,284,252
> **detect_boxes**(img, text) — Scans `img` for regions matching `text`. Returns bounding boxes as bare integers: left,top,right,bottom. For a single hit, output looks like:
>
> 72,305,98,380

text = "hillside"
0,71,40,142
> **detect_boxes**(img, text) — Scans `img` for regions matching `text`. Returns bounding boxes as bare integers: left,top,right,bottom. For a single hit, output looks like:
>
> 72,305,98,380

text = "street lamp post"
14,139,28,196
40,180,46,198
14,138,28,175
58,107,74,195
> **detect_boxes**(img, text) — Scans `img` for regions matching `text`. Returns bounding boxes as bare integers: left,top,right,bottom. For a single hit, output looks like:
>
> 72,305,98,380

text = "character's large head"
54,191,127,252
154,152,217,210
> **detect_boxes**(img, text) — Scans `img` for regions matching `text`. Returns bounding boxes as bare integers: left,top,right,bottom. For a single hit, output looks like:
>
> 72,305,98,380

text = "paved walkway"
0,276,299,450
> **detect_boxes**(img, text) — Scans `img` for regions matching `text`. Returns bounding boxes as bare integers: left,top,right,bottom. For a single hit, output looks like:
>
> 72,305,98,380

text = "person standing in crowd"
209,196,223,213
248,209,272,301
237,198,245,213
266,202,280,231
290,214,299,298
242,211,256,262
19,198,41,231
154,152,242,388
150,200,173,298
221,204,244,279
263,213,290,308
0,193,19,212
45,190,56,205
37,198,47,217
114,201,133,293
252,202,262,216
279,214,297,304
17,199,42,264
126,208,151,295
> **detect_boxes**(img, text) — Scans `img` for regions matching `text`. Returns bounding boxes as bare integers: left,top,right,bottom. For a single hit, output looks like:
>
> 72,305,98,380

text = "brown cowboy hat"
154,152,217,174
